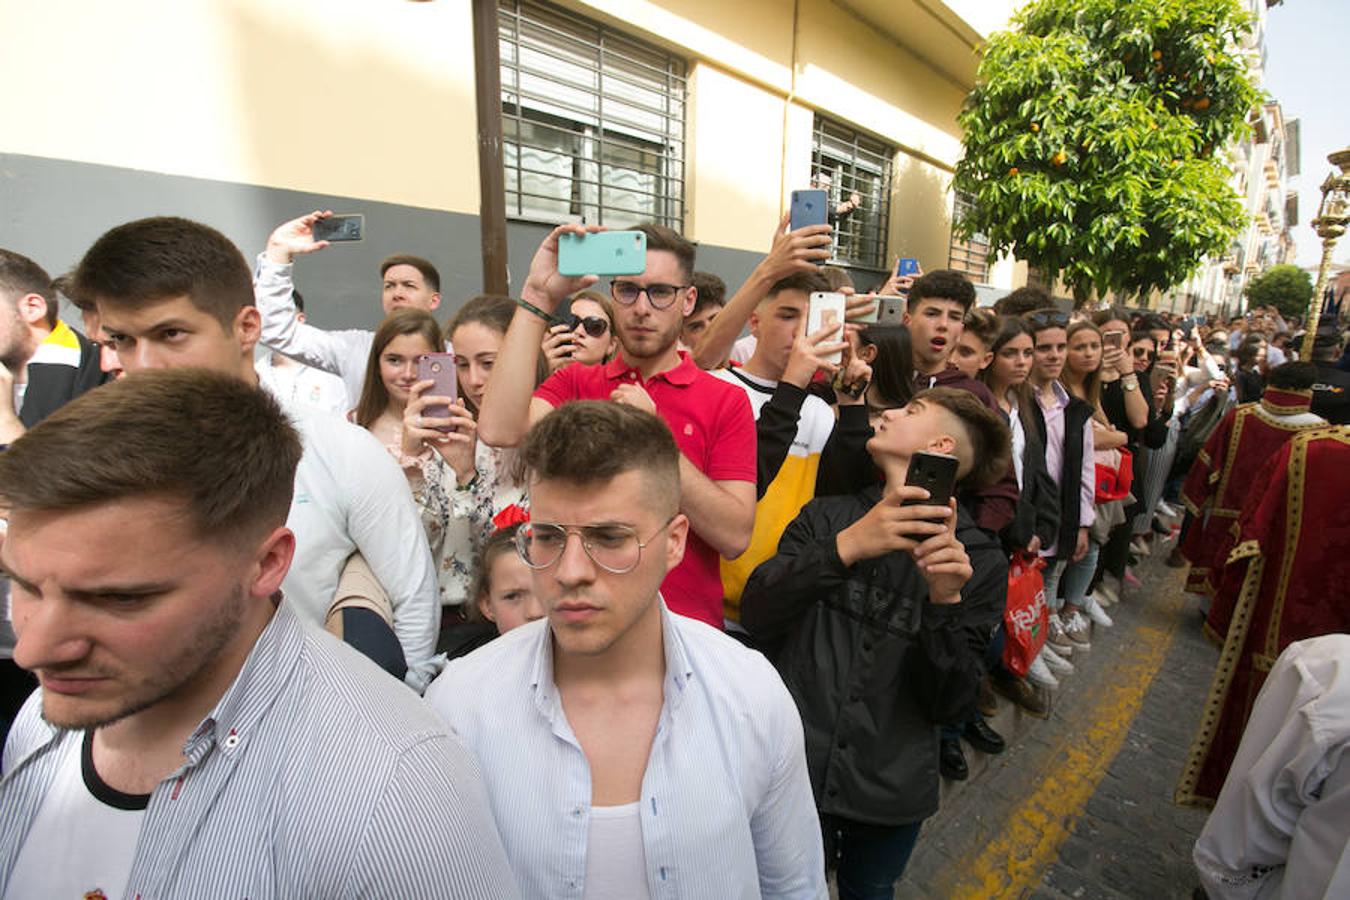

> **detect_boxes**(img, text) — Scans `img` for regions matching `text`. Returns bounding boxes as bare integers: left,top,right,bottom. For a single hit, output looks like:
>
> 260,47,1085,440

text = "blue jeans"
1061,540,1101,610
824,816,924,899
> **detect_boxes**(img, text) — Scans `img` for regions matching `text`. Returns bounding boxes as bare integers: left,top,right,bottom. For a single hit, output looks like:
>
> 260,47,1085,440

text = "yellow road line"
938,573,1187,899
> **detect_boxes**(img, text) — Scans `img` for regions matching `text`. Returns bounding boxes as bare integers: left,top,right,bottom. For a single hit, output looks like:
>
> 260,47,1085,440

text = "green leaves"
1244,265,1315,319
953,0,1260,303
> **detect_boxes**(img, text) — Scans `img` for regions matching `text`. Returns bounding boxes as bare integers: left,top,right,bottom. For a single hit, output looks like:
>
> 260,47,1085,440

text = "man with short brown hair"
72,216,441,689
0,369,517,899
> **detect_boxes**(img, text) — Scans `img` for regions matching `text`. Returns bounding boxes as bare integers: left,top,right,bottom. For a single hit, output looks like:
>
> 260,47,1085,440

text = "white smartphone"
876,295,908,325
807,291,848,366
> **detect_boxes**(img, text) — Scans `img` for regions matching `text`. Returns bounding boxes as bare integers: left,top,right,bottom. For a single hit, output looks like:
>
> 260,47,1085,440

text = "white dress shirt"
1194,634,1350,899
424,600,827,899
282,405,441,691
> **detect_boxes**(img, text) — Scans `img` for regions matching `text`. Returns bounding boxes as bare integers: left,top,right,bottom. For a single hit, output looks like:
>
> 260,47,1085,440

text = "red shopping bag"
1001,553,1048,678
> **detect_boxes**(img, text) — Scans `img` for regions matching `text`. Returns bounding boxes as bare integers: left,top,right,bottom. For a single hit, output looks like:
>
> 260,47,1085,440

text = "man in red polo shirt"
477,223,755,628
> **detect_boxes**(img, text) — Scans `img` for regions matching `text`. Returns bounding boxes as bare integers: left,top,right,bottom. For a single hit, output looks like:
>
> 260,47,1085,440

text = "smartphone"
1103,331,1124,350
876,295,907,326
558,231,647,277
896,257,920,277
851,294,880,324
312,214,364,242
416,352,458,431
790,189,829,231
808,292,847,365
902,451,959,514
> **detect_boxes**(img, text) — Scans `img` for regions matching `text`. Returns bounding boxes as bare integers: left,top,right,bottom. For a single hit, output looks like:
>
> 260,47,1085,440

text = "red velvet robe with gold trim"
1176,425,1350,807
1180,388,1323,602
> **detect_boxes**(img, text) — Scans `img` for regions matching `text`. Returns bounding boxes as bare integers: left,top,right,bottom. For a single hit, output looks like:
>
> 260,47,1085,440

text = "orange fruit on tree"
1151,50,1163,60
1051,151,1067,167
1194,97,1211,110
1030,122,1040,132
1008,167,1020,176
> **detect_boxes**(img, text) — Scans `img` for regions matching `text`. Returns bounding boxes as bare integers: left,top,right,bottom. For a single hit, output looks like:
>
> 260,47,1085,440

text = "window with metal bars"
948,190,991,282
810,117,893,270
498,0,687,231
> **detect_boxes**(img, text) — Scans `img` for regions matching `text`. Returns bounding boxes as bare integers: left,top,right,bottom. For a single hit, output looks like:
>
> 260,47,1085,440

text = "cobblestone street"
898,551,1219,899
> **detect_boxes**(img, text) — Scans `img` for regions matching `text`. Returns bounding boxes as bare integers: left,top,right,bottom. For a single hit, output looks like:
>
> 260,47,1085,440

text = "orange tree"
953,0,1262,305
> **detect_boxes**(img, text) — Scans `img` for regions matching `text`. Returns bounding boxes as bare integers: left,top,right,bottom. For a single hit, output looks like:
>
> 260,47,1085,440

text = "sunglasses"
1132,347,1157,360
1024,309,1070,328
555,313,610,338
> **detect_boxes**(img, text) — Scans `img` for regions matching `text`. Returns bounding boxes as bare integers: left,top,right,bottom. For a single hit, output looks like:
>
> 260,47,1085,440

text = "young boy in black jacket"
742,386,1010,897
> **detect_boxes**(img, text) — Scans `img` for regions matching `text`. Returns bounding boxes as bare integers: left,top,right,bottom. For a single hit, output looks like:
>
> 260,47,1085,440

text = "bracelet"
516,297,552,323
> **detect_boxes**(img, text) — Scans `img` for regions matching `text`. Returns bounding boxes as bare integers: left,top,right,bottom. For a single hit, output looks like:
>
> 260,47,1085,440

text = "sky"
1262,0,1350,270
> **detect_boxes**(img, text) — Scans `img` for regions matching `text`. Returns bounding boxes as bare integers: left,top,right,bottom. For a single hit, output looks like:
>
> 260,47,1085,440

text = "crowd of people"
0,207,1347,898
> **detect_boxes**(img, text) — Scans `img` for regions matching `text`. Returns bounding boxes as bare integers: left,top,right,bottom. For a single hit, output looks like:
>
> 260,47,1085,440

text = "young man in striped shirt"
0,369,517,899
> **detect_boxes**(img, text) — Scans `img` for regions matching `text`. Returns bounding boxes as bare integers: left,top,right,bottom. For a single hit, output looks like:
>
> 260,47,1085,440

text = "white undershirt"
582,802,652,900
4,731,147,900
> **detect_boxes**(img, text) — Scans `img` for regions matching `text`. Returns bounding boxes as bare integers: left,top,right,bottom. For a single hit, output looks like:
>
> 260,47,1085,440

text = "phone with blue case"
896,257,920,277
558,231,647,277
790,189,829,231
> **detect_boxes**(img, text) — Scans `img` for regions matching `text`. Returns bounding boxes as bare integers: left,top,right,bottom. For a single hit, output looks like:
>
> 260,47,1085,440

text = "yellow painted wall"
573,0,976,259
1,0,999,268
0,0,482,214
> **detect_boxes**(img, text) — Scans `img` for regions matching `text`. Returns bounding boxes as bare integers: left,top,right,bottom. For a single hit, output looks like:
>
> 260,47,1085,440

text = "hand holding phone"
896,258,920,278
902,451,958,513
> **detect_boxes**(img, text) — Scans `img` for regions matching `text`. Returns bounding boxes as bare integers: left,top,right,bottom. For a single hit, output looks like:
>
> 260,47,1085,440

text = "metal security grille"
811,117,893,270
498,0,686,230
948,190,991,282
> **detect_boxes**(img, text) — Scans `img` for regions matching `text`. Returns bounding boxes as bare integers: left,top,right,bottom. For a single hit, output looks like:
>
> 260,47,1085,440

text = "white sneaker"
1041,644,1075,676
1156,501,1179,518
1083,596,1114,628
1130,536,1151,557
1062,610,1092,650
1027,653,1061,688
1097,581,1120,606
1090,588,1115,609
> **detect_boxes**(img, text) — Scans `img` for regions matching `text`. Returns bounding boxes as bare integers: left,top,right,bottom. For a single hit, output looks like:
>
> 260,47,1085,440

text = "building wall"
0,0,1014,333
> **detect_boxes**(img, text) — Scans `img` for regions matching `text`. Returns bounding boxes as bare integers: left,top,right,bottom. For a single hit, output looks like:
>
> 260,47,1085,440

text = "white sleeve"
341,425,443,692
751,667,828,899
254,254,371,383
1193,639,1347,900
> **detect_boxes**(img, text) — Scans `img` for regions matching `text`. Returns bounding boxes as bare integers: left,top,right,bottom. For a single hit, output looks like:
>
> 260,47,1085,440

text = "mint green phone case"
558,231,648,277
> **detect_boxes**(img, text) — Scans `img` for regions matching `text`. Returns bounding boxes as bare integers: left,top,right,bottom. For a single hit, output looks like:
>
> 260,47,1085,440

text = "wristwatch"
1121,374,1139,392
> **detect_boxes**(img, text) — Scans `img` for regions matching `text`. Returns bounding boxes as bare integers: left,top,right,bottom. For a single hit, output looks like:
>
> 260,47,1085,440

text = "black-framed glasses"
1133,347,1157,361
1024,309,1070,328
610,280,688,310
554,313,610,338
514,514,677,574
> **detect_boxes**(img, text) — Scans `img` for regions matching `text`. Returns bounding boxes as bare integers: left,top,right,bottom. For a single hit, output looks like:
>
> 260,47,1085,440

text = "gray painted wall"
2,153,777,333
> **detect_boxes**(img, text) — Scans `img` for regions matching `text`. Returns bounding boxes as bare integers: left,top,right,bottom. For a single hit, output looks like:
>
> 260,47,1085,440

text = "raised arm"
691,214,832,370
477,224,600,448
255,212,370,380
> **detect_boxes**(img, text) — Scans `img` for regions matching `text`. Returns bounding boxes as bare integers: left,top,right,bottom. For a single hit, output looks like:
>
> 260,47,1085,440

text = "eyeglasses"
514,515,676,574
555,313,610,338
610,280,688,310
1024,309,1070,328
1132,347,1157,360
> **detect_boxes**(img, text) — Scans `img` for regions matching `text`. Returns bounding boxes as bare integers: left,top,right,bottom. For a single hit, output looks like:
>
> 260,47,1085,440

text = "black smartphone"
902,451,959,513
313,214,364,242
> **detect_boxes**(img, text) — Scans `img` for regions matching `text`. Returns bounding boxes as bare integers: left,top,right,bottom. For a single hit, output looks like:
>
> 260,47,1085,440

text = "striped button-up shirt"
0,603,520,899
424,601,826,899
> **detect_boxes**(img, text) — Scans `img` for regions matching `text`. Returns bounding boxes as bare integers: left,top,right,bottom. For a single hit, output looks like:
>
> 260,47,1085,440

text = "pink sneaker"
1123,569,1142,589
